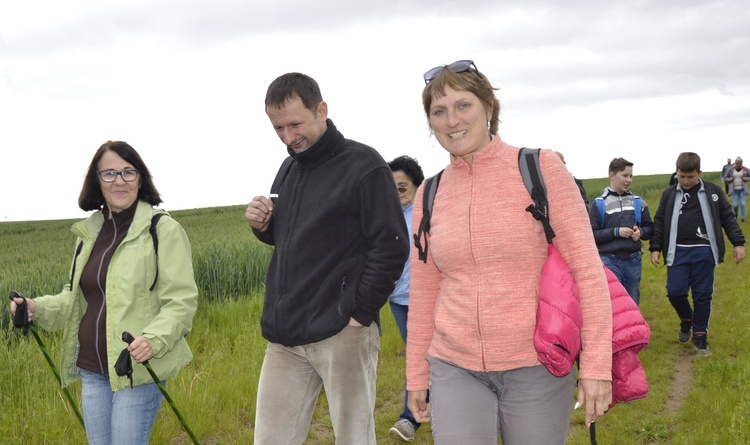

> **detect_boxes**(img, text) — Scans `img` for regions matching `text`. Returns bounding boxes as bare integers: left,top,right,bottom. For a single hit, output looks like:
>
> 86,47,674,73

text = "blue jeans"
80,369,164,445
599,253,643,305
389,301,420,430
731,190,746,220
665,246,715,334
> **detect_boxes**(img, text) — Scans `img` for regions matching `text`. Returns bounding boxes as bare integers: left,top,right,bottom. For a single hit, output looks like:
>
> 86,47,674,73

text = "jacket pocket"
309,256,365,331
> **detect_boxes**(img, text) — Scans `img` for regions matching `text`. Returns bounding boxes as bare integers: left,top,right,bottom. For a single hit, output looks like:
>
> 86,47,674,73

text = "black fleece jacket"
649,179,744,264
253,120,409,346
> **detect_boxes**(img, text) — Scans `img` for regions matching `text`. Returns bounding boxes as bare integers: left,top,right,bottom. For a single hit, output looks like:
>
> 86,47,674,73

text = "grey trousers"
253,324,380,445
427,356,575,445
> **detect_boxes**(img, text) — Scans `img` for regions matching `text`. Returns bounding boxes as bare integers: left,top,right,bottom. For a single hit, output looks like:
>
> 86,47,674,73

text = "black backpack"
414,148,550,262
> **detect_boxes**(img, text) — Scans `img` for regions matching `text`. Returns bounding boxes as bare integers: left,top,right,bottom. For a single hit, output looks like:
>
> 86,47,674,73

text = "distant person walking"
589,158,653,305
386,155,425,442
555,151,589,206
723,156,749,222
721,158,733,194
650,152,745,356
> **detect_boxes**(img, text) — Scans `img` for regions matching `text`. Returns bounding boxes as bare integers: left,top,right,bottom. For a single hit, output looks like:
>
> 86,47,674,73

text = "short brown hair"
609,158,633,174
422,67,500,135
265,72,323,113
676,152,701,173
78,141,162,211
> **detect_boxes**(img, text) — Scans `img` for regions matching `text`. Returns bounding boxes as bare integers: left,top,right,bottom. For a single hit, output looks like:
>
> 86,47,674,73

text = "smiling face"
98,149,140,213
428,85,492,164
609,166,633,194
266,95,328,154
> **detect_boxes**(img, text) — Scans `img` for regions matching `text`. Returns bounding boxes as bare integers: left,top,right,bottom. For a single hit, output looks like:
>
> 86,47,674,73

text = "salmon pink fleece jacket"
406,137,612,391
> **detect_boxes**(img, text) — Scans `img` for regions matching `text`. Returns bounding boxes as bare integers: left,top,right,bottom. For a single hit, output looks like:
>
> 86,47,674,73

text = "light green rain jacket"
33,200,199,391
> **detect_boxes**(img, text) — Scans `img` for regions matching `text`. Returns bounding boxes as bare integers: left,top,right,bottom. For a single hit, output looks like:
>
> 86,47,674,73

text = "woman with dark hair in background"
386,155,424,442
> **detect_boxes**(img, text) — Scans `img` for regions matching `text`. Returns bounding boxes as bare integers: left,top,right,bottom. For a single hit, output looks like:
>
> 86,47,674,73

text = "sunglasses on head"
423,60,480,84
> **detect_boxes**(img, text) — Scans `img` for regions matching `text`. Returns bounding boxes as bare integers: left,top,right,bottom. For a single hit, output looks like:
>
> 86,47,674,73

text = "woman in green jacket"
11,140,198,445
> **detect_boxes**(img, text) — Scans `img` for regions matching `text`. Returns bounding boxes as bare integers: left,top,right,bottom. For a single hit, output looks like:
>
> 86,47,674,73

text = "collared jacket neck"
448,134,502,170
676,178,705,194
287,119,344,169
603,187,634,197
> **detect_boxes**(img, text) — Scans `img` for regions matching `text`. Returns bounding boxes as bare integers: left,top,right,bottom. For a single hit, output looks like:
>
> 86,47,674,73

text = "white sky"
1,0,748,222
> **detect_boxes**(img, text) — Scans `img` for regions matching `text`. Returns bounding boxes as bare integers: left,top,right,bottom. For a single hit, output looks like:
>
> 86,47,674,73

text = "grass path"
1,172,749,443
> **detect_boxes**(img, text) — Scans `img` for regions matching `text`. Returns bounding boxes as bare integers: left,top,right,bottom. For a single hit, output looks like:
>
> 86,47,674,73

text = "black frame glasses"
423,60,480,84
98,169,140,183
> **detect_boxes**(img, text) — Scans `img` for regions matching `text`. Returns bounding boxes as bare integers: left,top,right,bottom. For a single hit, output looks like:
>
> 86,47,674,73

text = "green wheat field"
1,172,749,444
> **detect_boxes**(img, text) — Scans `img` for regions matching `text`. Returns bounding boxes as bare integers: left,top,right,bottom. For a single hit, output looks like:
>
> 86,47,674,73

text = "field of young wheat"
1,172,748,444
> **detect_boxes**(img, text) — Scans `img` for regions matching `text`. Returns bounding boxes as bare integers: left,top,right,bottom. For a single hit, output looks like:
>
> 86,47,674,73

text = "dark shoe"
678,320,692,343
693,334,711,356
389,419,416,442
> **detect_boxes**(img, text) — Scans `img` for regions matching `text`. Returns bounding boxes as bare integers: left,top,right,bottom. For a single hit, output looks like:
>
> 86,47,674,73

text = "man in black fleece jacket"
649,152,744,357
245,72,409,444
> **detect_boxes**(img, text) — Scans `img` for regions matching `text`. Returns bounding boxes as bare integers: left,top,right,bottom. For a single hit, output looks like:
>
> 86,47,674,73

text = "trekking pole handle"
122,331,135,344
9,289,22,301
122,331,150,365
121,333,199,444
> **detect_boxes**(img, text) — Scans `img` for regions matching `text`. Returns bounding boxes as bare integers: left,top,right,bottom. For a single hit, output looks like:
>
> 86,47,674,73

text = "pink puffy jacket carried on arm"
535,245,650,408
606,267,650,407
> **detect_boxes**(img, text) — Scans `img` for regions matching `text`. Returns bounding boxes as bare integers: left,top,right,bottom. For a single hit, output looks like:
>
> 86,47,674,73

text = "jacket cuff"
350,308,374,327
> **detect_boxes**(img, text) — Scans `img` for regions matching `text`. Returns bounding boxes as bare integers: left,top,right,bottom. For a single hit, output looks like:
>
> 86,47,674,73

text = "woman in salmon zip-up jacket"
405,60,613,445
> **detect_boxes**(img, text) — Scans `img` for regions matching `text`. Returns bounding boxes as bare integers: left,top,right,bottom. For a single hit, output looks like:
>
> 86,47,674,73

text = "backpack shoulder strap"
68,241,84,291
414,169,444,263
149,212,167,291
518,148,555,243
633,195,642,226
595,195,606,225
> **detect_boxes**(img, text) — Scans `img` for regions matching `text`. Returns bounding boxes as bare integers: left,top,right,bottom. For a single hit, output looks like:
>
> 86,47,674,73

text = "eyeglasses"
397,183,413,194
423,60,480,84
98,169,140,183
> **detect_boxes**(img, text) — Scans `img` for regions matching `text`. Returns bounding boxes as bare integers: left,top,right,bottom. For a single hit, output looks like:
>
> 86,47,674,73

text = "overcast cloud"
1,0,748,221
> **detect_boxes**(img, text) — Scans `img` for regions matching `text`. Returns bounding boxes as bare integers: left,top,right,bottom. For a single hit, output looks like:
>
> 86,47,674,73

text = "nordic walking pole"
9,291,85,429
121,332,200,445
590,422,597,445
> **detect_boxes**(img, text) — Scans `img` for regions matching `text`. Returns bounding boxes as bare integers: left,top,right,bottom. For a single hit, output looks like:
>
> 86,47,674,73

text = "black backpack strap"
518,148,555,243
149,213,167,291
68,241,84,291
414,169,444,263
